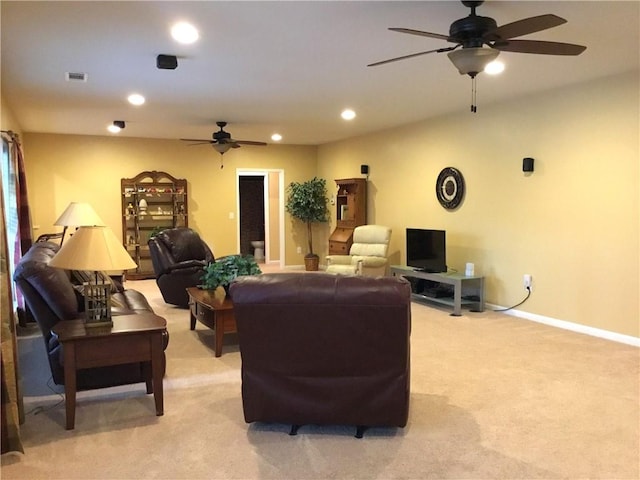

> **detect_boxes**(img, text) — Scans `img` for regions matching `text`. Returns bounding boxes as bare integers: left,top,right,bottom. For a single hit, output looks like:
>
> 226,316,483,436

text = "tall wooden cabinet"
328,178,367,255
121,171,188,279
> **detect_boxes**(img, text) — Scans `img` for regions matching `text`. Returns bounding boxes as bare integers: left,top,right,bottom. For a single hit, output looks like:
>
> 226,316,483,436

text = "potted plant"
200,255,262,293
285,177,329,271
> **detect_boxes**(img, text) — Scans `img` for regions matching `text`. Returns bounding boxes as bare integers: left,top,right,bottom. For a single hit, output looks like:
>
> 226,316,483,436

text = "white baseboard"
489,304,640,347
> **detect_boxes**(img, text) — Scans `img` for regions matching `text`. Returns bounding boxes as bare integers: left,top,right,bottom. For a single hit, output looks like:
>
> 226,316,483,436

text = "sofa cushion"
158,228,209,263
70,269,124,293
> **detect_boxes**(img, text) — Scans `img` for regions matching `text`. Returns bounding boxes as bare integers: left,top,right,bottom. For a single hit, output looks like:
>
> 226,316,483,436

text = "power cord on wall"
494,286,531,312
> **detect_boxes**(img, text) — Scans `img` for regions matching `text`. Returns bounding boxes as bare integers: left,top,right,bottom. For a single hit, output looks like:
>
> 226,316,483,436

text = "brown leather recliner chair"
148,227,215,307
230,273,412,437
13,241,169,391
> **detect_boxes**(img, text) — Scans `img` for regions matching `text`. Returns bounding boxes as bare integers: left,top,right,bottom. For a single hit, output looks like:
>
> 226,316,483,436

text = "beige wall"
21,133,317,265
14,71,640,338
317,72,639,338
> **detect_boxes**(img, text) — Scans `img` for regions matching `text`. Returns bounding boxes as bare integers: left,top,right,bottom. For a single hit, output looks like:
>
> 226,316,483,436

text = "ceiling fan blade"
389,27,449,41
180,140,214,146
493,39,586,55
487,14,566,41
180,138,212,142
368,46,457,67
235,140,268,146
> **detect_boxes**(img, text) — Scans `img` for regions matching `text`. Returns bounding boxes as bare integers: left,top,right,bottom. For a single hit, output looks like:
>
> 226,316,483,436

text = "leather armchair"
230,273,411,437
148,227,214,307
326,225,392,276
13,241,168,391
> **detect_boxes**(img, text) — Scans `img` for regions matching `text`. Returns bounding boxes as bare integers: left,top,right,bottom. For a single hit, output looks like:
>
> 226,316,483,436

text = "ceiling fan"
181,121,267,168
368,0,586,111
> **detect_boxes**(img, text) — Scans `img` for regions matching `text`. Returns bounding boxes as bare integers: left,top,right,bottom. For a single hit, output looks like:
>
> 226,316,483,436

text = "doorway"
238,176,265,258
237,170,284,267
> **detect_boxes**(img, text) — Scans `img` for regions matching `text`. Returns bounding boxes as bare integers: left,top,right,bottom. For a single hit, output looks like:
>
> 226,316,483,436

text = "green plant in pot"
200,255,262,293
285,177,329,271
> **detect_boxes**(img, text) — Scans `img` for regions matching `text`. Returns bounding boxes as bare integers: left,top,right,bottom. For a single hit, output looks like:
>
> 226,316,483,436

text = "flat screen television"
406,228,447,273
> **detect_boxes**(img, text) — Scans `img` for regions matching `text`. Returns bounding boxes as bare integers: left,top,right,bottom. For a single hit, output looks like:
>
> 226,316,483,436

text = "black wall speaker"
523,157,534,172
157,54,178,70
361,164,369,175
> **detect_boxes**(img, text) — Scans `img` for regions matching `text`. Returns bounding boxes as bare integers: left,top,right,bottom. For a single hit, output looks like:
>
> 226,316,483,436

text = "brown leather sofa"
13,241,169,390
148,227,215,307
230,272,412,437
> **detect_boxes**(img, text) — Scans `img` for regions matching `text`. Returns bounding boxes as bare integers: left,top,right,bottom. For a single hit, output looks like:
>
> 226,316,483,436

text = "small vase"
214,285,227,300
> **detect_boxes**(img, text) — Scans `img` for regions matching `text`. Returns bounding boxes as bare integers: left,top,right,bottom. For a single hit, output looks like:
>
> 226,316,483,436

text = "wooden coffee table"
51,313,167,430
186,287,237,357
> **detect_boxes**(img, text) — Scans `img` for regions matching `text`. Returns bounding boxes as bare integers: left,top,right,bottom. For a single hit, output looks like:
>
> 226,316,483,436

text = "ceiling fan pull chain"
470,77,478,113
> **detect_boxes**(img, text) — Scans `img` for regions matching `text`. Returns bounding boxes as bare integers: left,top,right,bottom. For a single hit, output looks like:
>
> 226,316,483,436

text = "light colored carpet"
2,271,638,479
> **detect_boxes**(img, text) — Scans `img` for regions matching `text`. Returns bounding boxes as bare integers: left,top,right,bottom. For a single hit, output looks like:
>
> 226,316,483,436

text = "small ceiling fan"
368,0,586,111
181,121,267,168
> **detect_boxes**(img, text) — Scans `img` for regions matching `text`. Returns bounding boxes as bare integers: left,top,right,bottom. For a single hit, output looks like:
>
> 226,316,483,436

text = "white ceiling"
1,1,638,146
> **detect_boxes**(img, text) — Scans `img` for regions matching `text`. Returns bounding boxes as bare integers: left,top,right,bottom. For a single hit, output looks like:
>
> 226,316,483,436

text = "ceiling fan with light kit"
368,0,586,111
181,121,267,168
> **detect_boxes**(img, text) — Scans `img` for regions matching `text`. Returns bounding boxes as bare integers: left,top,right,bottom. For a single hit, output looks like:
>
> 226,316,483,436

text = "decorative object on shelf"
138,198,148,215
49,226,136,327
328,178,367,255
54,202,105,246
285,177,330,271
200,255,262,294
436,167,465,210
121,171,188,280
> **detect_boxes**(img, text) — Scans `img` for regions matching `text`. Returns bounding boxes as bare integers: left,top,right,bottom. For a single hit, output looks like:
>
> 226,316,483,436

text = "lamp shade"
49,226,136,271
447,47,500,76
54,202,105,227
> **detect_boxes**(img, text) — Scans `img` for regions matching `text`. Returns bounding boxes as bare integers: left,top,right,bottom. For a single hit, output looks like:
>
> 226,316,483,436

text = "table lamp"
54,202,105,245
49,225,136,327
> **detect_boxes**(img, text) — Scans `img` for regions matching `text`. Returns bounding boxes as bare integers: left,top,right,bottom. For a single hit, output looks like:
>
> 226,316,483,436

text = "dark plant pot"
304,254,319,271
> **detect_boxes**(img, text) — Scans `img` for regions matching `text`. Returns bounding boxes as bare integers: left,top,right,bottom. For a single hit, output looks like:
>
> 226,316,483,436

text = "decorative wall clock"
436,167,465,210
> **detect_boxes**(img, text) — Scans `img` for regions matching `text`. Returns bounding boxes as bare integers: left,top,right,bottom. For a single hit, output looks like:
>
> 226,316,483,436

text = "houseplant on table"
200,255,262,294
285,177,329,271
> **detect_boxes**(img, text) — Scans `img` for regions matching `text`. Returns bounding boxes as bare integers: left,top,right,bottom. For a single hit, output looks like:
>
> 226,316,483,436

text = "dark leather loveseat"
148,227,215,307
13,241,168,390
230,272,412,437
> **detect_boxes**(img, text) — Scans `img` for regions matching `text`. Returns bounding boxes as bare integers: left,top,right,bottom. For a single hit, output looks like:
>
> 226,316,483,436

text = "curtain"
2,131,33,325
12,133,32,256
1,176,24,454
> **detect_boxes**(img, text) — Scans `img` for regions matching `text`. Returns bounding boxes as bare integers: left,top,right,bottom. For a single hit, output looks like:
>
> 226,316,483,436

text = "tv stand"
390,265,484,316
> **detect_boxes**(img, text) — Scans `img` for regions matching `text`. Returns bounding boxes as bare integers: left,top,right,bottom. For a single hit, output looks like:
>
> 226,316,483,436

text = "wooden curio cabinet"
328,178,367,255
121,171,188,279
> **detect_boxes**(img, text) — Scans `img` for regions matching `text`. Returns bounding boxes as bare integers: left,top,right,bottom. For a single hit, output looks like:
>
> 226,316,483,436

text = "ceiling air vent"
65,72,88,82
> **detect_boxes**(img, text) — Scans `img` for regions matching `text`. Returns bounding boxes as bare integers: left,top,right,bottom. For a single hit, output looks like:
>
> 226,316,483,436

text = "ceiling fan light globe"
447,47,500,76
213,143,233,155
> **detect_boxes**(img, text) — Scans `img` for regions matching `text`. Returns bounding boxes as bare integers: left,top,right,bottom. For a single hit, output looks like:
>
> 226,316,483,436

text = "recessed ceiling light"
107,124,121,133
484,61,505,75
171,22,199,44
341,109,356,121
271,133,282,142
127,93,145,106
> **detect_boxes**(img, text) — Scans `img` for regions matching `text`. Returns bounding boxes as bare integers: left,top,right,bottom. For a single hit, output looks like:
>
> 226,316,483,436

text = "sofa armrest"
354,256,387,268
326,255,353,266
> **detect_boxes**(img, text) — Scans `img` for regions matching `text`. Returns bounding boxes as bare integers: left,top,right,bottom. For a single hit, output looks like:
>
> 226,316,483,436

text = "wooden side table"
186,287,237,357
52,313,167,430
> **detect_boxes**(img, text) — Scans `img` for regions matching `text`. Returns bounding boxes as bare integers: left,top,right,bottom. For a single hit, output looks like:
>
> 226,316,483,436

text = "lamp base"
83,281,112,326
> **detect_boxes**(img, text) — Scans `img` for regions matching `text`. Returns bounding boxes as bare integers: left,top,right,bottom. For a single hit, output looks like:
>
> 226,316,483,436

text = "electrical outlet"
296,246,302,254
523,274,532,290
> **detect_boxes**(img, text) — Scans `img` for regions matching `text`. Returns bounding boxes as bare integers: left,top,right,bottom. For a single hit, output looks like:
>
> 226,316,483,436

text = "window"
1,137,19,310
